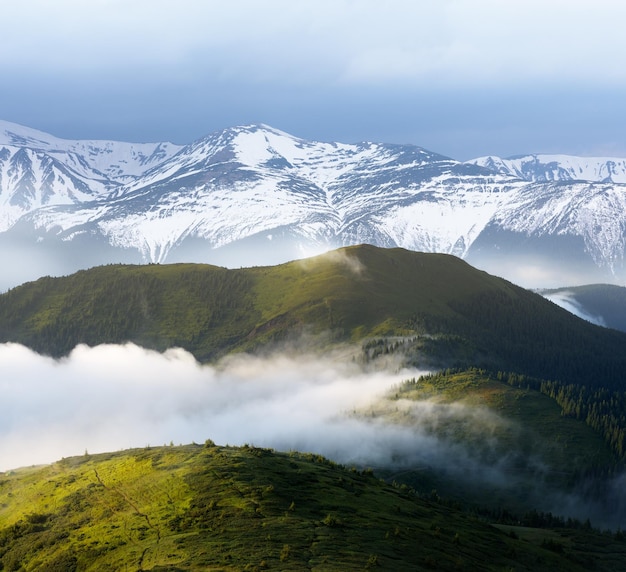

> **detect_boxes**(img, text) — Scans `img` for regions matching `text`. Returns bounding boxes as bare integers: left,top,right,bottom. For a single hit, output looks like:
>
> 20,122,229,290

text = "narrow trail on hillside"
93,468,162,569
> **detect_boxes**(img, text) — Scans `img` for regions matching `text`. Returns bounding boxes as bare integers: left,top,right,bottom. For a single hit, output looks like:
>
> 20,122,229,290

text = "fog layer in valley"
2,341,625,529
0,342,426,472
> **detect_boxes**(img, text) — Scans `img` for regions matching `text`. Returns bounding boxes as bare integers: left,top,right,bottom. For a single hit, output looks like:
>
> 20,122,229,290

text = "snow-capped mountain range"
1,119,626,290
468,154,626,183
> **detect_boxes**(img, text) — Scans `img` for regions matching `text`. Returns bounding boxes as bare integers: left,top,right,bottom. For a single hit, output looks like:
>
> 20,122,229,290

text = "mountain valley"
3,119,626,569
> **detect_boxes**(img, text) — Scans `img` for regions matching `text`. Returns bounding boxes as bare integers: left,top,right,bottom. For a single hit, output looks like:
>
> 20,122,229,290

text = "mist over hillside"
3,341,626,530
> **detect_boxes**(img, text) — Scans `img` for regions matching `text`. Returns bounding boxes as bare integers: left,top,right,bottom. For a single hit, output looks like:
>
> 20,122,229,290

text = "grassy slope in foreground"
2,444,626,571
1,245,626,386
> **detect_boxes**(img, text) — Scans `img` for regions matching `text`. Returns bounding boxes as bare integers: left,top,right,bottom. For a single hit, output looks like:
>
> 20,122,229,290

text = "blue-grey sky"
1,0,625,160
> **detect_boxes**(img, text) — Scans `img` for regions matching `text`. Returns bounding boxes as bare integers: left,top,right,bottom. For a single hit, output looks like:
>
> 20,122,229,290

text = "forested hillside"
1,245,626,388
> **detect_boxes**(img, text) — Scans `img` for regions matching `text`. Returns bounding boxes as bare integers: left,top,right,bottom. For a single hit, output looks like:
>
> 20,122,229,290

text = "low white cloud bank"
0,342,435,472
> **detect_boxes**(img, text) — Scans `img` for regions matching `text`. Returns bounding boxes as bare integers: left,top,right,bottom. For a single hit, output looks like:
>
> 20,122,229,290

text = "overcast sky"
1,0,625,159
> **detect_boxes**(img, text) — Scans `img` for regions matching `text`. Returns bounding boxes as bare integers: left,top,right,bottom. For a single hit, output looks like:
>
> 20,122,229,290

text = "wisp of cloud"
544,291,607,327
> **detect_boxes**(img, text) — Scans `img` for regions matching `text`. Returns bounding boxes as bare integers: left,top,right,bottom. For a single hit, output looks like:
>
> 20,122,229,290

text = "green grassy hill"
2,443,626,571
1,245,626,387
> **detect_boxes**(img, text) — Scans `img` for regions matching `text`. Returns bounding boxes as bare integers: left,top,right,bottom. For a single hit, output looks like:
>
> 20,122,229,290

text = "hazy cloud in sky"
1,1,625,159
3,1,626,86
